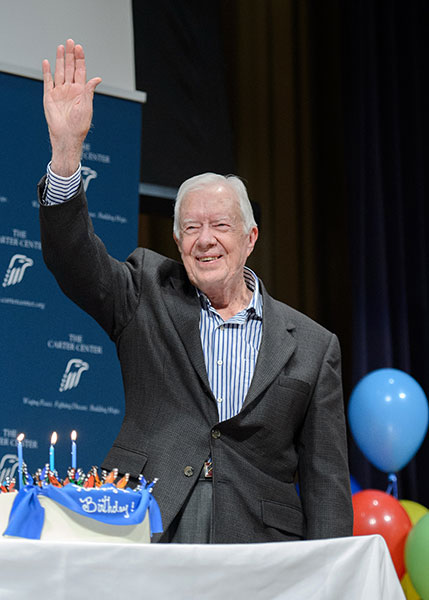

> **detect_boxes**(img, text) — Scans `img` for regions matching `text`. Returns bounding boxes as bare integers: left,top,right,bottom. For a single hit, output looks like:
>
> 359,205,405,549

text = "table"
0,534,405,599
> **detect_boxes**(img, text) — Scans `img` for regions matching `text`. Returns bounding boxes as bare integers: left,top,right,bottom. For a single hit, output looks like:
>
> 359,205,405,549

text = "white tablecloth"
0,534,405,599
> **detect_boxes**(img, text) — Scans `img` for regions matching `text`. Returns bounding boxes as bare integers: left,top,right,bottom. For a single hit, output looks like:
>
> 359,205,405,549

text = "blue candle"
71,430,77,470
17,433,24,489
49,432,57,471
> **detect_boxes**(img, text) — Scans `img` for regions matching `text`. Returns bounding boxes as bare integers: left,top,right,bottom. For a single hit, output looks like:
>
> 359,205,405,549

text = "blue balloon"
348,368,429,473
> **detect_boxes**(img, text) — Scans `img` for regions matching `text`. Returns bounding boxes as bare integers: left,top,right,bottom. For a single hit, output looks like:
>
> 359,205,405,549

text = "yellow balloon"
401,572,421,600
400,500,429,526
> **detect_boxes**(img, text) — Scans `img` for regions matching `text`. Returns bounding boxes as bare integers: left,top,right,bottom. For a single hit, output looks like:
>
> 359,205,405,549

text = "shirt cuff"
41,162,82,206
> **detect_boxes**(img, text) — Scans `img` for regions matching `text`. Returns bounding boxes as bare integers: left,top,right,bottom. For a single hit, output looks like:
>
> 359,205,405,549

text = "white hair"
173,172,257,239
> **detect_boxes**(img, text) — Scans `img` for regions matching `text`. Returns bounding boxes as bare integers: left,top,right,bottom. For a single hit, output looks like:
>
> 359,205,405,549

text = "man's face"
174,183,258,297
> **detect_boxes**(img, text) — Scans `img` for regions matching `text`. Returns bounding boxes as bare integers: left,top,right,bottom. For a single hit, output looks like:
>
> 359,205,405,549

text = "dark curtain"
133,0,235,188
132,0,235,258
342,0,429,504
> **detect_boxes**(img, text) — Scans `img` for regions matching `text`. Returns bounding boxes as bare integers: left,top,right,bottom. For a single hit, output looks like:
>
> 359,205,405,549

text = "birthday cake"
0,465,162,544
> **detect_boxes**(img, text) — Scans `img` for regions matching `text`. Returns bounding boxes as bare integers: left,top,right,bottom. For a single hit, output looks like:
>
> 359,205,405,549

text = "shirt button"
211,429,221,439
219,325,225,331
217,359,223,366
184,466,194,477
217,397,223,403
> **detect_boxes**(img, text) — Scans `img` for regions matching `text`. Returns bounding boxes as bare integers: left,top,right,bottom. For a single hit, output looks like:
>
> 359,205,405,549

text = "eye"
183,224,199,234
215,223,230,231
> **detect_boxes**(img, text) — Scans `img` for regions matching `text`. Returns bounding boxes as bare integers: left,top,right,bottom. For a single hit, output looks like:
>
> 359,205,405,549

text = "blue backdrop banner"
0,71,142,481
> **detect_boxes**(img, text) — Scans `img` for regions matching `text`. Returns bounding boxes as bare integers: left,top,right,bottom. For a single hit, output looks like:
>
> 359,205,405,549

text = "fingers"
64,38,75,83
42,59,53,94
54,43,65,86
74,44,86,85
54,39,76,86
47,39,99,91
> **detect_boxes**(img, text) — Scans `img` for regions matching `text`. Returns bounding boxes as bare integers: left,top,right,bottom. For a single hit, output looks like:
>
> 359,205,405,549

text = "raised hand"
42,39,102,176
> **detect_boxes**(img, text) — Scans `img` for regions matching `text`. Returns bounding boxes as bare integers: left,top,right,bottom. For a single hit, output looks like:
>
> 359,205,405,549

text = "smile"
197,256,221,262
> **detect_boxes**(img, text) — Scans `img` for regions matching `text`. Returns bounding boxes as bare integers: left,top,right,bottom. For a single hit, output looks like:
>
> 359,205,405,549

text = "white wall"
0,0,137,93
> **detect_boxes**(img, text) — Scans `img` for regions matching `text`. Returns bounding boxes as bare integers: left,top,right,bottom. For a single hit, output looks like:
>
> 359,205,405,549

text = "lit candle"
71,430,77,470
49,432,57,472
16,433,25,490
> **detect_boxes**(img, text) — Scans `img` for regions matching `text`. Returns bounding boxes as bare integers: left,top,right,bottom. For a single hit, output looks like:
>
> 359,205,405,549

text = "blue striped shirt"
42,165,264,421
198,269,263,422
42,163,82,205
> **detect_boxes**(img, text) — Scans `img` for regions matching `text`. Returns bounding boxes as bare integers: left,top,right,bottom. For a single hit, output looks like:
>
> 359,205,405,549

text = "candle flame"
51,431,58,445
71,430,77,441
17,433,25,443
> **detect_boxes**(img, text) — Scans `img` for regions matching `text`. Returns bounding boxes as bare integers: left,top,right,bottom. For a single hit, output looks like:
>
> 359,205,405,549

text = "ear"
246,226,258,258
173,232,181,253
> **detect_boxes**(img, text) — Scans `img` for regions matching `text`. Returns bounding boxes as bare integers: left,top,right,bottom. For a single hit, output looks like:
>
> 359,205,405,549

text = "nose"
196,224,216,248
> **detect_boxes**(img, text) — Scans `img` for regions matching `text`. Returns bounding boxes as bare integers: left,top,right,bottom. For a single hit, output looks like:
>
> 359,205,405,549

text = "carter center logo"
2,254,33,287
59,358,89,392
0,454,18,483
82,166,97,192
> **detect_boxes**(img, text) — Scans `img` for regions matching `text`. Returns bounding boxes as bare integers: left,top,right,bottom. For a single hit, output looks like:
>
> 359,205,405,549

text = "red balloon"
353,489,412,579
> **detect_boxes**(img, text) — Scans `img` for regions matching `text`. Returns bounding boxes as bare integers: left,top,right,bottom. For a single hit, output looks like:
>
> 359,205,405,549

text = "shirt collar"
197,267,263,319
244,267,263,318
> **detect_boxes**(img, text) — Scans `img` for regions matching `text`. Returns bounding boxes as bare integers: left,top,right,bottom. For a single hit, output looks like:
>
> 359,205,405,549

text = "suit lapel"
161,268,213,394
242,286,297,410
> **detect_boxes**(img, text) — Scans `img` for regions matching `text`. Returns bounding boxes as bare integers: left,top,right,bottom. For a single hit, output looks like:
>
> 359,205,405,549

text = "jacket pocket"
277,376,310,395
102,444,148,480
261,499,305,538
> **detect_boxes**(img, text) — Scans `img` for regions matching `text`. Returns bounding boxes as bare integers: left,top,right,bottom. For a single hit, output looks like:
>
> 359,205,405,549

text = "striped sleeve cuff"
41,162,82,206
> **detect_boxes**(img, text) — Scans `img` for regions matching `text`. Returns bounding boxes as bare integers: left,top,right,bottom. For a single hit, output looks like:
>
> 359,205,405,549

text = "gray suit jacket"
39,180,353,543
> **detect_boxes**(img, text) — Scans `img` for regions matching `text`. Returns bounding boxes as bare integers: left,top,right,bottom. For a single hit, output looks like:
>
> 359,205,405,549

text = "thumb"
86,77,102,95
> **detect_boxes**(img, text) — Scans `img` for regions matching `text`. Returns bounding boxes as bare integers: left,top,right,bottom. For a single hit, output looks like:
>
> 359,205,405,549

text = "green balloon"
405,513,429,599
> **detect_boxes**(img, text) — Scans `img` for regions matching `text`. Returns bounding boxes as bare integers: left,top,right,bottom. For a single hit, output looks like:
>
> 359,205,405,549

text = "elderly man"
39,40,353,543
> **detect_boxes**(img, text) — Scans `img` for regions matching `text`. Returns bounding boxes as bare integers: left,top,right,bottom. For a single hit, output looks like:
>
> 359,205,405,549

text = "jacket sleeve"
297,333,353,538
38,176,142,341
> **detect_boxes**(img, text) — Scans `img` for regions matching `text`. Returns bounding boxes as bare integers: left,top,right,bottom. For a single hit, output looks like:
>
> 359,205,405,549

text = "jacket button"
211,429,221,439
184,466,194,477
